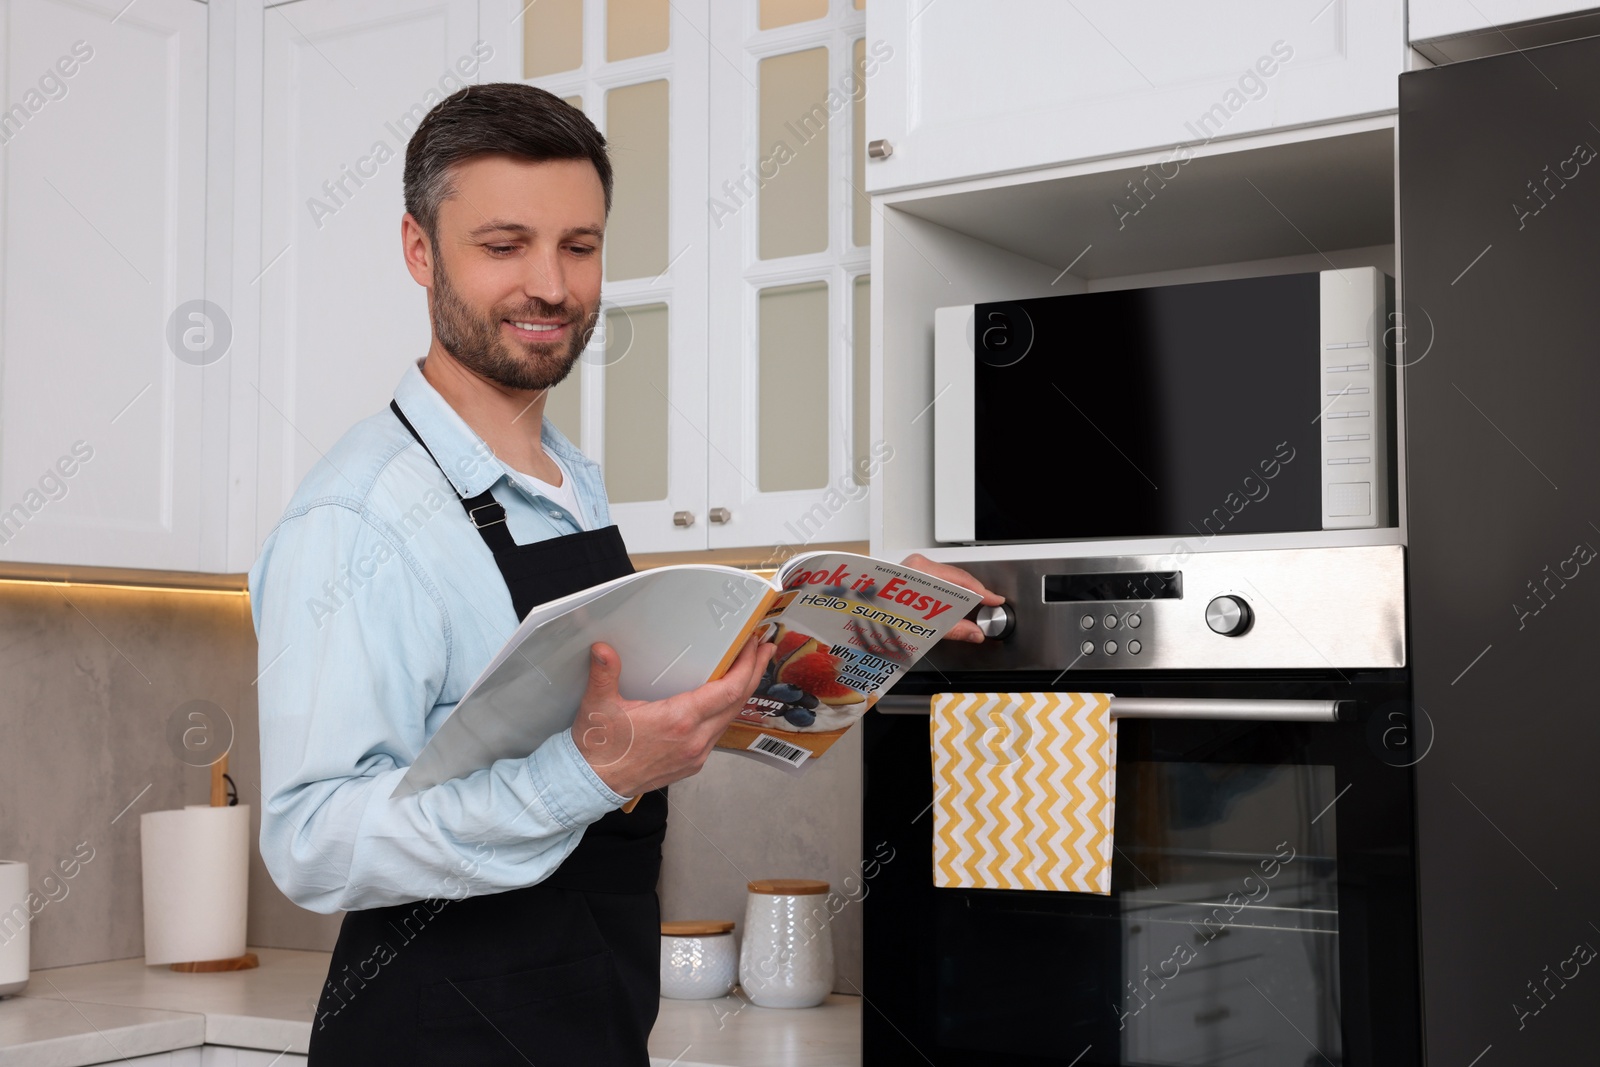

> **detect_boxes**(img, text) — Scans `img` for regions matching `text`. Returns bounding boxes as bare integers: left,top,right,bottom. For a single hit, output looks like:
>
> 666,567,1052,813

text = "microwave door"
931,268,1392,545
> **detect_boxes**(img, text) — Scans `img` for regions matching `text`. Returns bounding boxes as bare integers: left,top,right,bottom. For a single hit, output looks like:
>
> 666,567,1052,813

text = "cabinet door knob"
867,138,893,160
708,507,731,524
673,510,696,527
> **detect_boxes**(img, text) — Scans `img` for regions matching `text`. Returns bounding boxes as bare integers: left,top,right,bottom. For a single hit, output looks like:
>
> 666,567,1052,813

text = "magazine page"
393,563,779,798
717,553,983,770
466,569,640,697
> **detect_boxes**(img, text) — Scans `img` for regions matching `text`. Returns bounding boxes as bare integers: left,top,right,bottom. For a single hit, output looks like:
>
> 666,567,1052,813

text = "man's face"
422,155,605,392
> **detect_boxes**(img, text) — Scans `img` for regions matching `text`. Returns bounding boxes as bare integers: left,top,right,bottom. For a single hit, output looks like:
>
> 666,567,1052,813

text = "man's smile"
503,317,570,340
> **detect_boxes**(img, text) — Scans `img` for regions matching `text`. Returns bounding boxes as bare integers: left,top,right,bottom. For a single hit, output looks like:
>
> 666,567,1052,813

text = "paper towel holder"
170,952,260,973
168,755,259,974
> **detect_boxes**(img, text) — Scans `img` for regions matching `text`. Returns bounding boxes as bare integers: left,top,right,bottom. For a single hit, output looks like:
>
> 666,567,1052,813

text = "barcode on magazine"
748,733,810,768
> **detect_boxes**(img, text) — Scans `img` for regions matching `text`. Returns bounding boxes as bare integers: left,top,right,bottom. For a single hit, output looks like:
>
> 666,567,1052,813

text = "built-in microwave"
933,268,1396,545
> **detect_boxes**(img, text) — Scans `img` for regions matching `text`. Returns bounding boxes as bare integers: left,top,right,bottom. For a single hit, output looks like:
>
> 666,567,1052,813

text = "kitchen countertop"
0,948,861,1066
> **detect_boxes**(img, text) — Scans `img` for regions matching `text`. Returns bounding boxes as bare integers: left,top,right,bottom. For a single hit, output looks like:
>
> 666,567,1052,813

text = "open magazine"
391,552,981,797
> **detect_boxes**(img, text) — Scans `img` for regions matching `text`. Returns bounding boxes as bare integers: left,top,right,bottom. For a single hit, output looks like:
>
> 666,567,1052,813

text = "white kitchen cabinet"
1,0,869,572
0,0,213,571
253,0,492,553
704,1,871,551
509,0,713,555
253,0,727,558
1411,0,1599,43
862,0,1407,193
515,0,874,556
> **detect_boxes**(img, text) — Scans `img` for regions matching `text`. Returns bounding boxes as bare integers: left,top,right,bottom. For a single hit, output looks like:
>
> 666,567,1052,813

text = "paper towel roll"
140,805,249,966
0,860,29,996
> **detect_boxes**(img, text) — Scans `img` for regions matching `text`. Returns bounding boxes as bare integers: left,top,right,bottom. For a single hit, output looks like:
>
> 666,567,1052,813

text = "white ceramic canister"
659,920,738,1000
0,861,30,998
738,879,834,1008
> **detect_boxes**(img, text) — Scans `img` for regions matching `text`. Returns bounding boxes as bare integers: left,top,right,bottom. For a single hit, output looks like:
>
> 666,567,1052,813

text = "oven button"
1080,614,1095,629
1080,640,1095,656
1205,595,1254,637
1104,640,1118,655
1128,639,1142,654
1127,613,1141,628
1103,613,1119,629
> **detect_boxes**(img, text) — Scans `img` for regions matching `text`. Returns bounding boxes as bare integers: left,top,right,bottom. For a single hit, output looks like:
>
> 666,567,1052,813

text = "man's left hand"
901,553,1004,644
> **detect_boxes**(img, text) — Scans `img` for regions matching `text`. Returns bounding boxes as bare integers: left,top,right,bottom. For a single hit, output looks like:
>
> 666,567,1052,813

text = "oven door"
862,670,1421,1067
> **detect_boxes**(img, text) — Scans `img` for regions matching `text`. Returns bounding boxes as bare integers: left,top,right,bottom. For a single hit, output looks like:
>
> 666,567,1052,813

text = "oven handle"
874,695,1346,722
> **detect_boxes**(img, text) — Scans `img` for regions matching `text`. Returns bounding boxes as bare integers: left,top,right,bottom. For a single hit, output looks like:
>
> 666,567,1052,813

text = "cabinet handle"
867,139,893,160
673,510,696,527
708,507,731,524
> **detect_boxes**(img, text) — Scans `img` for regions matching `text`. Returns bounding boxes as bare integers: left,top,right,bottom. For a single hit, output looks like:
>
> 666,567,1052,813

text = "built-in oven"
932,267,1396,546
861,546,1422,1066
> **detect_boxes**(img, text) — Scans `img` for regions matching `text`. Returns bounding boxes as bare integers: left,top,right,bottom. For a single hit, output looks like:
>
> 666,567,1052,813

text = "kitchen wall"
0,579,865,990
0,580,339,971
659,727,865,993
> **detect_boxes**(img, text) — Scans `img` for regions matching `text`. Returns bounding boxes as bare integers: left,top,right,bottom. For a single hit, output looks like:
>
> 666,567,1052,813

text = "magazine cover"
724,554,982,769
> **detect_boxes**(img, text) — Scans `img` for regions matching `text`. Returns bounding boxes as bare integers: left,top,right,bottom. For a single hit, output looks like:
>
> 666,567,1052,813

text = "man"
250,82,999,1066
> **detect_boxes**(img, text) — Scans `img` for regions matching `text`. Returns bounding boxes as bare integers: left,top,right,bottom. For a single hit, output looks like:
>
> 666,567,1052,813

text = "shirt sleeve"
250,501,627,914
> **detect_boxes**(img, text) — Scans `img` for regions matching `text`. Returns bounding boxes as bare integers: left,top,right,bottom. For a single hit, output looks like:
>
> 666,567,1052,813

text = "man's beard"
429,254,597,392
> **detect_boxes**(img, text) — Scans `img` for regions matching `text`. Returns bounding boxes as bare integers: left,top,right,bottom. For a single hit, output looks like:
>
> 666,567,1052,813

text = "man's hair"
403,82,613,250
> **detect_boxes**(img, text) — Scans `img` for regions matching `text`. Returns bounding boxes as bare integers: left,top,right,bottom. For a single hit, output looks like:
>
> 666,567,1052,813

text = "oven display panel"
1043,571,1182,603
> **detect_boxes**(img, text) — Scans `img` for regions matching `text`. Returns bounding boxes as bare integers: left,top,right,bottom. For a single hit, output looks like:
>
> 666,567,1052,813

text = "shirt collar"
392,359,597,499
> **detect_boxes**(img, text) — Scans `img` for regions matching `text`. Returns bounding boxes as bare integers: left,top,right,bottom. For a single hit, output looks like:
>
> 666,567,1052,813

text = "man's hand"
570,634,777,800
901,552,1005,644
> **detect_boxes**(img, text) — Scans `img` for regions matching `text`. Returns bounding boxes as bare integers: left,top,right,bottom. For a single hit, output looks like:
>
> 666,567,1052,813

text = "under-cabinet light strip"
0,577,248,597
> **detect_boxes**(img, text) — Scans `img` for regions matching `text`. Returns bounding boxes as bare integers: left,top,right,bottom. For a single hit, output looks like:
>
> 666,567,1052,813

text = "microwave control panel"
1319,268,1393,530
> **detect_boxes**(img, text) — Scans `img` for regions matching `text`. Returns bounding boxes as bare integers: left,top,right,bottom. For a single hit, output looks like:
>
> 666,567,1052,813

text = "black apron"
306,403,667,1066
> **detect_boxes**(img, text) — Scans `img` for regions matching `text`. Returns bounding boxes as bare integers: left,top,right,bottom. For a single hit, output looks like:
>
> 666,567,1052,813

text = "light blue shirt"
249,361,628,914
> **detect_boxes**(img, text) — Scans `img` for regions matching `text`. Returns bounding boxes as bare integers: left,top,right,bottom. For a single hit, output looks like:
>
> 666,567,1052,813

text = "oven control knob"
974,604,1015,640
1205,595,1253,636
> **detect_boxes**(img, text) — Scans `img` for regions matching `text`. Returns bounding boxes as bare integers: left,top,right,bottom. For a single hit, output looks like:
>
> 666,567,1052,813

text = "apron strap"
390,400,517,554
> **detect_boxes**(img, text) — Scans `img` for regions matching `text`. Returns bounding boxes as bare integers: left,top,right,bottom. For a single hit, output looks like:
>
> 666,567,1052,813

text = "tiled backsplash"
0,581,864,990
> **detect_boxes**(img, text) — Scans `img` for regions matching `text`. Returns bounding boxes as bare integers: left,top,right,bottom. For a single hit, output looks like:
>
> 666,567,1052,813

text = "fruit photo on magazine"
742,622,871,734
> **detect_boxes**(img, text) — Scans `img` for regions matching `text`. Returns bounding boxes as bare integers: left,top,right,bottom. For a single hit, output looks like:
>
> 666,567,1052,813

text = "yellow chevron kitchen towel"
931,692,1116,894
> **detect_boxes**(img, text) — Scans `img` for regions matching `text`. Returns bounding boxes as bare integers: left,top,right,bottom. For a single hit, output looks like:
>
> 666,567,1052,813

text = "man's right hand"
570,633,776,800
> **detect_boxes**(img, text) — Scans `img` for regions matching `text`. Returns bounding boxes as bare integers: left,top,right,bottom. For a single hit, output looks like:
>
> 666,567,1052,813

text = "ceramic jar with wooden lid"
739,878,834,1008
659,920,738,1000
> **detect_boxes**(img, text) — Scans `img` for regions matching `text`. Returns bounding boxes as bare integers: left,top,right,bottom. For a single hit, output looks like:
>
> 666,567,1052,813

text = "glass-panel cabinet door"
516,0,709,553
707,0,872,552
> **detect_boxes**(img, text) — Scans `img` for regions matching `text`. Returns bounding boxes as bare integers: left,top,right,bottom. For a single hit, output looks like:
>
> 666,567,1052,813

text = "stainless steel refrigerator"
1402,29,1600,1067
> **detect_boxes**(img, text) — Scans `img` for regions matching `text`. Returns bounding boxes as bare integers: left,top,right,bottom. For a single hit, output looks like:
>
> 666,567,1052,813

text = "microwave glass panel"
972,275,1324,543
